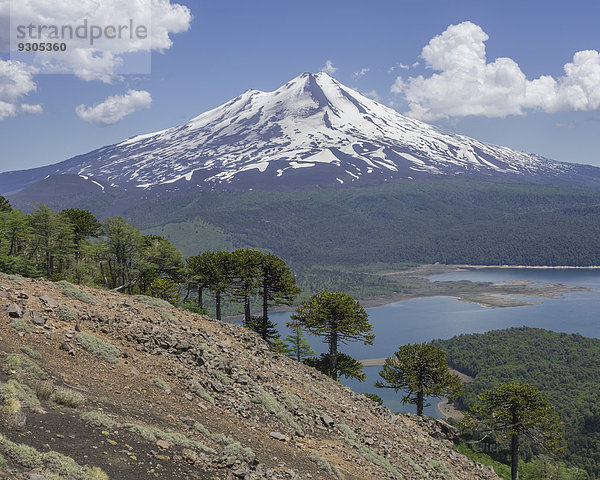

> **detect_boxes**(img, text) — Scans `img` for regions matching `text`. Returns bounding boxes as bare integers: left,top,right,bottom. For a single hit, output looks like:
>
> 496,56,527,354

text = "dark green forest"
120,178,600,268
432,327,600,477
10,177,600,299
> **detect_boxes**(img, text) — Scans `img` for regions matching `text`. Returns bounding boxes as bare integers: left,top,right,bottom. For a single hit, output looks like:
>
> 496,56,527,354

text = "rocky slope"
0,273,500,480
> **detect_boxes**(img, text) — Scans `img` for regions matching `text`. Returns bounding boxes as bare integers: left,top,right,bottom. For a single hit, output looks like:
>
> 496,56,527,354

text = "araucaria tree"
289,291,374,381
467,382,564,480
284,324,316,362
259,253,300,321
230,248,263,324
375,343,463,416
304,353,367,381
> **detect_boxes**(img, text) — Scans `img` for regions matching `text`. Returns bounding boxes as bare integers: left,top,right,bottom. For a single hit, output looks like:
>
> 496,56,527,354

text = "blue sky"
1,0,600,173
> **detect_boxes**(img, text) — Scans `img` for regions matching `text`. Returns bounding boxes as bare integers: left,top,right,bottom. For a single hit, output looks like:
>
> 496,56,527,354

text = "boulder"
31,316,47,326
7,302,22,318
39,295,59,308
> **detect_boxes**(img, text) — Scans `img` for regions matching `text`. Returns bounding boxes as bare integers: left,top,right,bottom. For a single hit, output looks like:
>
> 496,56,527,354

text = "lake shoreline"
223,263,595,322
359,263,591,309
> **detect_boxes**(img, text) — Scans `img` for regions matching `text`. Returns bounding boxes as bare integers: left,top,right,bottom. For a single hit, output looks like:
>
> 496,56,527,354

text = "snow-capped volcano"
0,72,594,195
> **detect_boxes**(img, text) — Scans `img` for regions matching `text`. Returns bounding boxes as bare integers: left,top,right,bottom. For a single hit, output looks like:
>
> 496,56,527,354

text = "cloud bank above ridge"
392,21,600,121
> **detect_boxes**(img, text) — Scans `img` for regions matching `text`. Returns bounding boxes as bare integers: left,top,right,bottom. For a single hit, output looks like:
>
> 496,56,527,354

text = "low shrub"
0,396,27,431
0,433,109,480
56,280,102,305
338,423,401,478
193,421,211,436
31,381,54,401
189,380,215,404
75,333,120,363
80,410,116,429
212,433,235,445
133,294,174,310
151,378,171,392
223,441,255,464
310,452,345,479
0,273,25,285
0,379,42,411
5,354,46,380
20,346,41,360
251,388,301,432
124,423,215,454
10,319,30,334
56,305,78,322
52,388,85,408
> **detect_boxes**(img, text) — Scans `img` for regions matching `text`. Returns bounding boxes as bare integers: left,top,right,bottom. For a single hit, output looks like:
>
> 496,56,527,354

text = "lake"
269,268,600,417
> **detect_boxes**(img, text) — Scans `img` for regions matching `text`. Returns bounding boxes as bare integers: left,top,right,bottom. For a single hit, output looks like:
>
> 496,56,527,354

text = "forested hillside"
432,327,600,477
120,178,600,268
9,178,600,290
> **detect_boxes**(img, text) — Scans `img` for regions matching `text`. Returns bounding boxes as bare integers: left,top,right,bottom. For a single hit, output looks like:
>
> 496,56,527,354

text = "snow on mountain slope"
0,72,586,193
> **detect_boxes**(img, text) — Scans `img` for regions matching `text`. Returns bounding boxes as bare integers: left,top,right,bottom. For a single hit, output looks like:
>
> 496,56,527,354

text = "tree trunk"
244,295,251,324
216,291,221,321
262,280,268,322
197,285,203,309
329,321,338,381
295,331,301,362
511,430,520,480
99,262,108,288
416,388,424,416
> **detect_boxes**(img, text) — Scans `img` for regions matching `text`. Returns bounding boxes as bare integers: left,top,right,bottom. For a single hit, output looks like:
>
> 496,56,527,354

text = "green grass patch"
75,333,120,363
160,309,178,321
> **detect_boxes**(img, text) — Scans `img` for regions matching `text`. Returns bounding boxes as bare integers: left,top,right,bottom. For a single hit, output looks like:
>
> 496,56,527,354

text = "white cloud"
0,59,38,120
75,89,152,125
353,67,369,78
321,60,338,74
392,21,600,121
5,0,192,82
21,103,43,114
388,63,409,73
